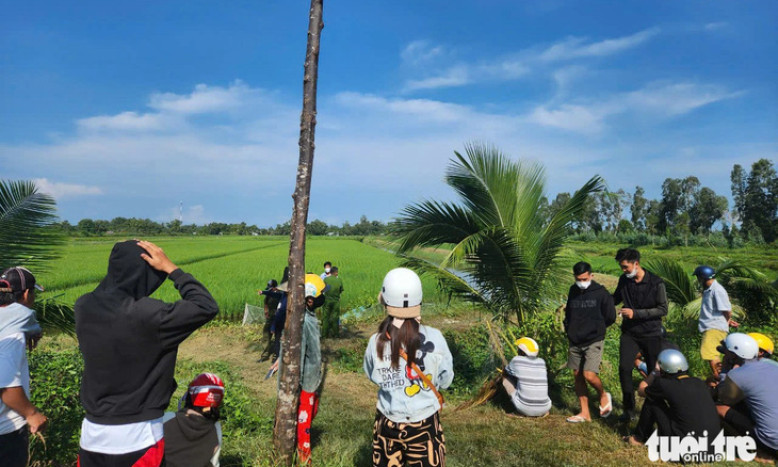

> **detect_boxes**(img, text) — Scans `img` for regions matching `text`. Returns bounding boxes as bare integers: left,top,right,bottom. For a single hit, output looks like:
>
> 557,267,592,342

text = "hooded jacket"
163,411,221,467
563,281,617,346
75,241,219,425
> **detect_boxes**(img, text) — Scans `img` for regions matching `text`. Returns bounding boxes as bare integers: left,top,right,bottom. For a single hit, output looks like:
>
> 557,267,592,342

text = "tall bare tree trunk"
272,0,324,465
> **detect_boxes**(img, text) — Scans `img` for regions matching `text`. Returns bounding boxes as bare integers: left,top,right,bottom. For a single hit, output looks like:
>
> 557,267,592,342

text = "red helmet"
186,373,225,409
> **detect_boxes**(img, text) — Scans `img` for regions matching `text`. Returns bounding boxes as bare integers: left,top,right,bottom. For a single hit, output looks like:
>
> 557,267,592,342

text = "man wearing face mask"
613,248,668,421
320,261,332,280
564,262,617,423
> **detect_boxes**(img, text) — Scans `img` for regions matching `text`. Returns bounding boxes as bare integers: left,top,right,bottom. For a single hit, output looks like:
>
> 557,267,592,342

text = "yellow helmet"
748,332,774,356
515,337,539,358
304,273,326,298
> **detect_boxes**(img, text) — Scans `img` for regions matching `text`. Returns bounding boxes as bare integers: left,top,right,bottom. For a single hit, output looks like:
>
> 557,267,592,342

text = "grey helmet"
657,349,689,374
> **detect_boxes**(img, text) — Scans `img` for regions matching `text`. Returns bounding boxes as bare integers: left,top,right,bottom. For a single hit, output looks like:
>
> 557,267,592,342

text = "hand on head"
136,240,178,275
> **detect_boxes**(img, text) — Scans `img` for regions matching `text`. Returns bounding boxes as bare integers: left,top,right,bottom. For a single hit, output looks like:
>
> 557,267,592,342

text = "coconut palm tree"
392,143,604,324
1,179,73,334
643,256,778,323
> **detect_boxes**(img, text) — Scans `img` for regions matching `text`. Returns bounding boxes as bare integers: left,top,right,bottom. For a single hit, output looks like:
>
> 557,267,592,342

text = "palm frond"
532,175,604,287
391,200,481,253
446,143,521,228
34,299,76,336
643,257,698,306
0,179,63,270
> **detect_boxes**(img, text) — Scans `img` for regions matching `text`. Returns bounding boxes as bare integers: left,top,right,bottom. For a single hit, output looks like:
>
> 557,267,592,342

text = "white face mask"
575,281,591,289
625,269,638,279
324,267,331,274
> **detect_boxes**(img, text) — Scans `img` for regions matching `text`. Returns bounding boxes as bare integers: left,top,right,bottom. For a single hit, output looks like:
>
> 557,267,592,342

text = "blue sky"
1,1,776,226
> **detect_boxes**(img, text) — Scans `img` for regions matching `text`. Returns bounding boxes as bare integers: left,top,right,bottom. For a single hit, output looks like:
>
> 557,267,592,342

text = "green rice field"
34,236,445,320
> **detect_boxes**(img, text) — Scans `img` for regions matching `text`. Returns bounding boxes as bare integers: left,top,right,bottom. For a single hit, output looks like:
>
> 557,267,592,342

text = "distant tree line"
52,159,776,246
53,215,390,237
544,158,776,247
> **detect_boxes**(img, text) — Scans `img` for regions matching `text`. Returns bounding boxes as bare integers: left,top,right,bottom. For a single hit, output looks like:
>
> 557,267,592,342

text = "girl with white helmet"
363,268,453,467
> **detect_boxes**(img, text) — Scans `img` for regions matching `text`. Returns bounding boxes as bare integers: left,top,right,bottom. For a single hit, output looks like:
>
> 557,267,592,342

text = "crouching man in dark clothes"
163,373,224,467
626,349,721,451
75,240,219,467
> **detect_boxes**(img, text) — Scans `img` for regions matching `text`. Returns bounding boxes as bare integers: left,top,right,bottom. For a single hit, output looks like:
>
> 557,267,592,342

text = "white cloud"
403,66,471,92
704,22,728,31
401,40,446,65
401,29,657,92
625,82,743,116
539,28,660,62
2,77,758,224
527,81,743,134
34,178,103,199
77,111,176,132
148,80,256,114
528,105,606,134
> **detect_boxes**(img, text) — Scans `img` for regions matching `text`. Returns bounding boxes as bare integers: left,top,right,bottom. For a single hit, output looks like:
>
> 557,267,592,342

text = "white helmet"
380,268,423,319
657,349,689,374
722,333,759,360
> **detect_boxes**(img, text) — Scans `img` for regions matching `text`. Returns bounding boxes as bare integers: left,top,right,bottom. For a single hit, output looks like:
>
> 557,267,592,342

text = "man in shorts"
694,265,736,379
564,262,617,422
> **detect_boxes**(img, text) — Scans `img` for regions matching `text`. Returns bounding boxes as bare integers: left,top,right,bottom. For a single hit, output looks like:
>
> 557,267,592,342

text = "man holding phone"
612,248,668,421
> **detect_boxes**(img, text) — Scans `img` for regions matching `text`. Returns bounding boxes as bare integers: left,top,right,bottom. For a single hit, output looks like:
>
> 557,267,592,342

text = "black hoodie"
163,411,220,467
75,241,219,425
563,281,617,346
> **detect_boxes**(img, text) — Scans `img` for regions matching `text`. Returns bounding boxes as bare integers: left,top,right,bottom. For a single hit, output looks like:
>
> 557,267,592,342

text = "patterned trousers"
297,390,320,465
372,411,445,467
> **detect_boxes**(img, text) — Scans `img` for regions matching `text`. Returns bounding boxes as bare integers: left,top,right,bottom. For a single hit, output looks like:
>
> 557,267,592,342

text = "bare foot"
624,435,644,446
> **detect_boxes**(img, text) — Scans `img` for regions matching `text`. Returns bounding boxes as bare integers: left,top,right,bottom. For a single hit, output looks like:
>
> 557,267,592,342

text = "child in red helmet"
163,373,224,467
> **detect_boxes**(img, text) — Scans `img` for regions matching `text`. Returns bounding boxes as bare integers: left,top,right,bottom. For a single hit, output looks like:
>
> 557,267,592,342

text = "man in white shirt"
0,267,48,467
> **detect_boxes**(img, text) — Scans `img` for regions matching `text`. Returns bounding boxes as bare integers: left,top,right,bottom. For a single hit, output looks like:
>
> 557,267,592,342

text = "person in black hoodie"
612,248,668,421
163,372,224,467
75,240,219,467
564,262,617,423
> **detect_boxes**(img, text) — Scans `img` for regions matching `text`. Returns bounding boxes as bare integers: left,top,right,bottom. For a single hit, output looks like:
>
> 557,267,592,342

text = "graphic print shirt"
363,325,453,423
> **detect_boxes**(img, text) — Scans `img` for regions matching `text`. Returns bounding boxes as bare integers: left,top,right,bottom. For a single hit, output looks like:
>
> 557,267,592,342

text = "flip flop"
566,415,590,423
600,392,613,418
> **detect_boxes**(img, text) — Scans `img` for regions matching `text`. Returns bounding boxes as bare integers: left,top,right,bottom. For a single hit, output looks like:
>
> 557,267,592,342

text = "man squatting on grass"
564,261,616,423
0,267,48,467
612,248,668,420
75,240,219,466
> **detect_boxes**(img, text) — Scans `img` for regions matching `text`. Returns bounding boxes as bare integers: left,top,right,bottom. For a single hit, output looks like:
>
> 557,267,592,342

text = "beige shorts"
701,329,728,361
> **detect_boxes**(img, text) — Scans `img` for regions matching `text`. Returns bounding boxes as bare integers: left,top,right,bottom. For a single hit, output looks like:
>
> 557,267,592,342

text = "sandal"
566,415,590,423
599,392,613,418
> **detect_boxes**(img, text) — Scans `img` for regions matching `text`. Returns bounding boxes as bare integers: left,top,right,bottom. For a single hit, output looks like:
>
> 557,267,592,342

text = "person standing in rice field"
322,266,344,338
257,279,280,361
364,268,453,467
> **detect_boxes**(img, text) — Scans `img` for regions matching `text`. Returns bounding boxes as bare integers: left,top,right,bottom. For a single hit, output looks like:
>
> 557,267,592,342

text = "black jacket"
564,281,617,346
645,374,721,439
75,241,219,425
164,411,220,467
613,270,668,338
